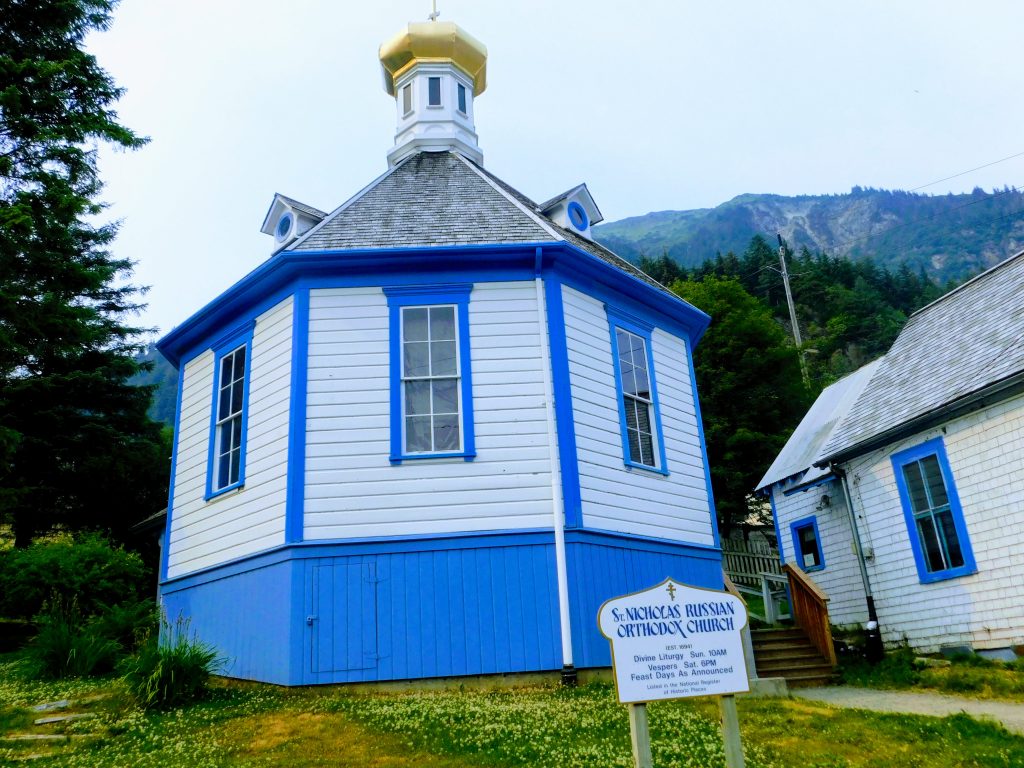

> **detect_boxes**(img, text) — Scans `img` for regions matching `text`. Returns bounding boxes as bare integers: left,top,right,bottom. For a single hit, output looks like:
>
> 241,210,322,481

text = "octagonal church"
157,17,721,685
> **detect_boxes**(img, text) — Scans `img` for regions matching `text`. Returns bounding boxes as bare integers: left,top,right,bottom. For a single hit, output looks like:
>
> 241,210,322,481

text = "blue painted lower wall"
160,530,722,685
565,530,724,668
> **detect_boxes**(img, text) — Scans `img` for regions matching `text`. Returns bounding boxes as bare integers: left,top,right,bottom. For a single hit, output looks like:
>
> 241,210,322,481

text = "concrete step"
781,672,840,688
757,661,836,677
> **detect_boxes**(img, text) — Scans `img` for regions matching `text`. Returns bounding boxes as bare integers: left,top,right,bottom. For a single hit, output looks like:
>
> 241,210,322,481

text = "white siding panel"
562,285,714,545
772,480,869,628
841,394,1024,652
166,297,293,578
303,282,554,539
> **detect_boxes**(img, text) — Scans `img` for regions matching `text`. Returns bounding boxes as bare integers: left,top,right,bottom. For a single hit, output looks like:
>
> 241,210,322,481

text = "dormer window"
275,211,294,243
402,84,412,115
428,77,441,106
457,83,467,114
567,201,588,231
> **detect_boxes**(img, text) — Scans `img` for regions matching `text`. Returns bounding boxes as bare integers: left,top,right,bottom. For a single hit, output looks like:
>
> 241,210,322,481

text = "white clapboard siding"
562,286,714,545
167,297,293,578
842,393,1024,652
773,479,869,628
303,282,553,539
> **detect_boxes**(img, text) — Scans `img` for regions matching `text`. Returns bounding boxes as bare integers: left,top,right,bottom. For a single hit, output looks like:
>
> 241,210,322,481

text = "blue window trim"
606,305,669,475
891,436,977,584
566,201,589,231
790,515,825,572
384,284,475,464
204,320,255,500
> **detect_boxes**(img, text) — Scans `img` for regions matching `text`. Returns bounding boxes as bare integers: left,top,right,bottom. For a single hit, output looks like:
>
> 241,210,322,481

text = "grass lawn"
3,654,1024,767
840,647,1024,702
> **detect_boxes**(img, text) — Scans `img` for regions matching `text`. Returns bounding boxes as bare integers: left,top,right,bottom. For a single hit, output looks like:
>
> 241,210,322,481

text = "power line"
908,151,1024,193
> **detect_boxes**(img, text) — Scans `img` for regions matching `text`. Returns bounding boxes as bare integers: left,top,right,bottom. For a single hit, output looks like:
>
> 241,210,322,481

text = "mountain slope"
595,187,1024,282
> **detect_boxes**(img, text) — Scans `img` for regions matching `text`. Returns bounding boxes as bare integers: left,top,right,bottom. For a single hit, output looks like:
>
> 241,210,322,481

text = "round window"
567,201,588,231
275,212,294,242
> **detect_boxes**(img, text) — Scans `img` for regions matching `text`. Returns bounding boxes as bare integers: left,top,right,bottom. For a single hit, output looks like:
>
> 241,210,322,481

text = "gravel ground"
792,687,1024,735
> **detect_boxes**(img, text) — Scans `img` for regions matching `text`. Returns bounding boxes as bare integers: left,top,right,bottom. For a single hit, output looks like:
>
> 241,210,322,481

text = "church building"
157,17,722,685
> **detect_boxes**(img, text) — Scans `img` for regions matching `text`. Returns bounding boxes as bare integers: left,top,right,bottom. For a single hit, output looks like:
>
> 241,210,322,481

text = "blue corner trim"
687,337,721,550
891,436,977,584
782,474,836,496
204,320,255,501
768,488,785,565
160,364,186,583
543,276,582,528
285,290,310,543
790,514,825,572
606,305,670,475
383,284,475,464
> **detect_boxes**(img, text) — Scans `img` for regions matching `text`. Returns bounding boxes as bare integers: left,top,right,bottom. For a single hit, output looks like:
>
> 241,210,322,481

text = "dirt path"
792,686,1024,735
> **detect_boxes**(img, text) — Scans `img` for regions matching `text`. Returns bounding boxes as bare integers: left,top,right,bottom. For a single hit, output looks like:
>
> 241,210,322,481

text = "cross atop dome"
379,18,487,166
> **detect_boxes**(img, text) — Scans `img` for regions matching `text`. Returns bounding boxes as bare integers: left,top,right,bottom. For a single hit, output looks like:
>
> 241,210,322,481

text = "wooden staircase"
751,627,837,687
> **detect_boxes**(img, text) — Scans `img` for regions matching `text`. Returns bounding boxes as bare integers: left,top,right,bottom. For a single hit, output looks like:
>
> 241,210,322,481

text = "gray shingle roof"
819,249,1024,461
287,150,675,297
756,359,880,491
292,152,553,251
278,194,327,220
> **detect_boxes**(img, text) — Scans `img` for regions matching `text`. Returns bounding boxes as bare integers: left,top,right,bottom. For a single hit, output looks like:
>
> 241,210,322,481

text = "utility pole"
777,234,810,389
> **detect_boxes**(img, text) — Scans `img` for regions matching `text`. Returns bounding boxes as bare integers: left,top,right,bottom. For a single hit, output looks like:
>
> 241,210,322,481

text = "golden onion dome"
379,21,487,96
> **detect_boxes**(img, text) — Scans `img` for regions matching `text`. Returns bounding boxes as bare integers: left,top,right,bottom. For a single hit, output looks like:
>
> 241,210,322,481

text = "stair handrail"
782,563,836,666
722,573,759,682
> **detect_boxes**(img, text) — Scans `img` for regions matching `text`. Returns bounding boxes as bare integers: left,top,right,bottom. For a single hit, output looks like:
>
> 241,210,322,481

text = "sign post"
598,578,750,768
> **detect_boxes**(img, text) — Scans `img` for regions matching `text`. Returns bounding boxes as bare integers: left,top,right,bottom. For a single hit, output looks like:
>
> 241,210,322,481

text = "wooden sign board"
598,578,750,703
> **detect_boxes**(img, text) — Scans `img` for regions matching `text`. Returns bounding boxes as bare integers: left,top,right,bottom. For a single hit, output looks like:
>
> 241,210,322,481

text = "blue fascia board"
781,473,836,496
157,242,710,366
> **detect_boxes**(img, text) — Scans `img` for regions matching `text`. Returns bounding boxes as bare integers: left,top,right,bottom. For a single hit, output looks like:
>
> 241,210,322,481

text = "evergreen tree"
0,0,167,545
671,276,810,538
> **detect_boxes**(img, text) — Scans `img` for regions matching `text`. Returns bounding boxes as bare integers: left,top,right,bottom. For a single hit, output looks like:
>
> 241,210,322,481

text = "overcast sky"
87,0,1024,337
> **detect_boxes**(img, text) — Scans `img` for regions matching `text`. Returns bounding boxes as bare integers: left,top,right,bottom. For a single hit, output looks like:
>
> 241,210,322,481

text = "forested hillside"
131,347,178,425
648,235,950,536
597,187,1024,283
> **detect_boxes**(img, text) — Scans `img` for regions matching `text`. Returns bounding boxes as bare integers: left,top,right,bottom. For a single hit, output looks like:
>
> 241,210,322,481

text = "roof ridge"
908,247,1024,318
452,153,563,241
283,155,415,253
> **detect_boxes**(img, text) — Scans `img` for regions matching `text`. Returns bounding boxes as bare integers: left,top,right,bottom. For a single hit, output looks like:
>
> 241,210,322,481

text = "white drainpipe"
534,258,575,683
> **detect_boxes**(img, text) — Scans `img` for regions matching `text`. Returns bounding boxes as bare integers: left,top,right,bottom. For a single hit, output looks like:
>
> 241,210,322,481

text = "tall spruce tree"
0,0,168,545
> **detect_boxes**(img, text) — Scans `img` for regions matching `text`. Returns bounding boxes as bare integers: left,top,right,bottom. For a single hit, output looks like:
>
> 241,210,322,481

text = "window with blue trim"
206,325,253,498
791,516,824,571
892,437,976,583
607,307,668,473
385,285,475,463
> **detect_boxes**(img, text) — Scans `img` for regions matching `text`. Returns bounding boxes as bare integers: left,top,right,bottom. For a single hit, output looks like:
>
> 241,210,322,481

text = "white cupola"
379,20,487,167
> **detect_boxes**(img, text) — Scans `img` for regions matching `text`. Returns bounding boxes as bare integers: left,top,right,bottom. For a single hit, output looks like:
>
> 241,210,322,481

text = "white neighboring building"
758,250,1024,657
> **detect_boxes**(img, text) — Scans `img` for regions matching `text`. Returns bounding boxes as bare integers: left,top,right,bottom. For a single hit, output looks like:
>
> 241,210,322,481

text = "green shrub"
91,599,159,653
120,617,223,710
27,597,120,678
0,532,148,620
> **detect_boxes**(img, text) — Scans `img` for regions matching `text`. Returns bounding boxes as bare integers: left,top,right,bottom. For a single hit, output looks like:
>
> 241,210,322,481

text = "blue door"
311,562,378,673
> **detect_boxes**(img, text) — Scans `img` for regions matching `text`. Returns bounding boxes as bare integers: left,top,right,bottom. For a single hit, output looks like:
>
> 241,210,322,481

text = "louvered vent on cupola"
260,194,328,251
539,183,604,242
